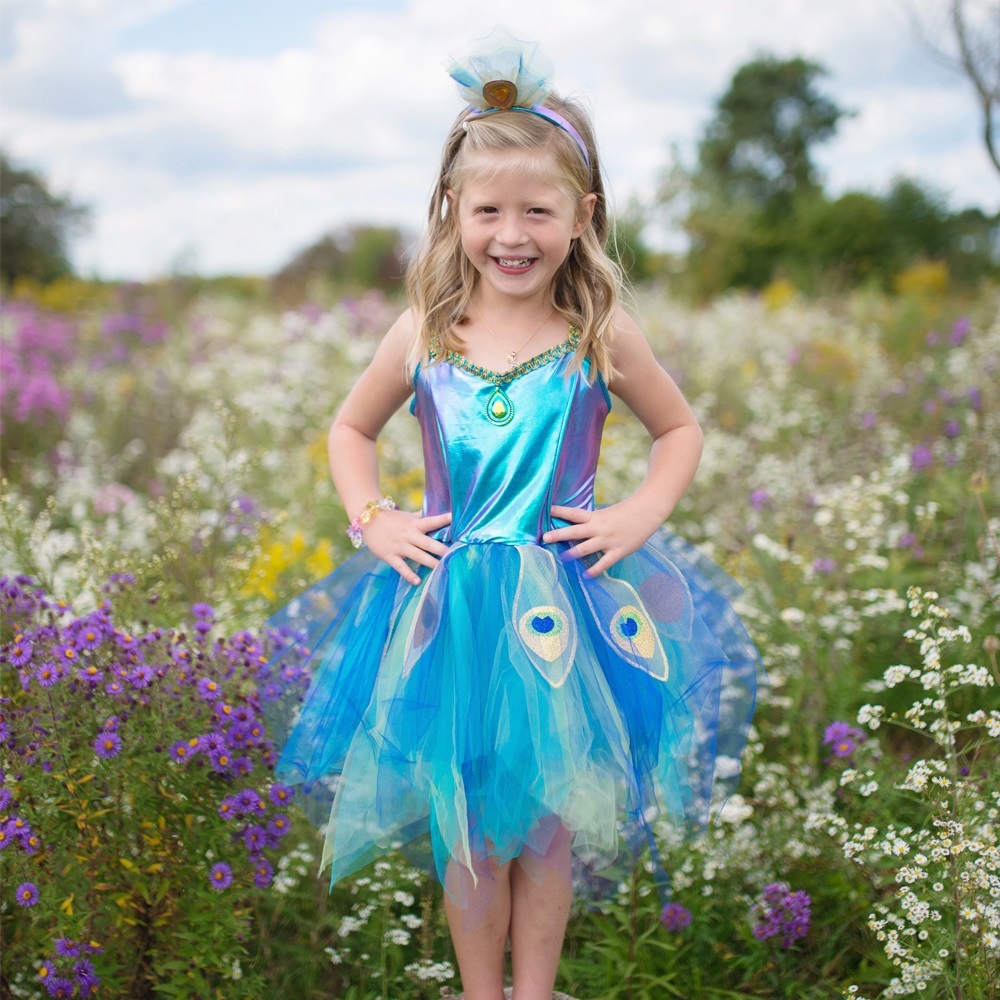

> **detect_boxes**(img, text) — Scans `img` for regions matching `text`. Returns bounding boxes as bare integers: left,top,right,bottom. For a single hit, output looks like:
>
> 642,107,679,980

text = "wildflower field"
1,277,998,999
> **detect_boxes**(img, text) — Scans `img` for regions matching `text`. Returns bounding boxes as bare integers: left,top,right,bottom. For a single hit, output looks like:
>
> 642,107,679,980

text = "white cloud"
1,0,996,279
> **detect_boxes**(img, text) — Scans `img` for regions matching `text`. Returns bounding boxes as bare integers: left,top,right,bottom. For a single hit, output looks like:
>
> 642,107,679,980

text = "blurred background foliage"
2,53,997,307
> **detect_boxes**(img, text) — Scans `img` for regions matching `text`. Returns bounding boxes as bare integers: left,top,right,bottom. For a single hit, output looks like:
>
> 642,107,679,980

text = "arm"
329,310,451,585
542,308,703,576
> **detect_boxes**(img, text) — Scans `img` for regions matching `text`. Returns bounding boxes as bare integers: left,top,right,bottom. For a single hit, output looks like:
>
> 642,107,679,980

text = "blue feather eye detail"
518,605,569,662
611,605,654,658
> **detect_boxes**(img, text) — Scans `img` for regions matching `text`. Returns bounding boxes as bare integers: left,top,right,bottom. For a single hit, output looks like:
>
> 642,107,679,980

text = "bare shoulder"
381,307,418,355
364,308,418,384
607,307,659,387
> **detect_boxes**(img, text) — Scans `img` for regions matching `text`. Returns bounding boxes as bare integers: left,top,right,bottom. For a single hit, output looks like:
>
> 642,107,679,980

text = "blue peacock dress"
260,325,761,903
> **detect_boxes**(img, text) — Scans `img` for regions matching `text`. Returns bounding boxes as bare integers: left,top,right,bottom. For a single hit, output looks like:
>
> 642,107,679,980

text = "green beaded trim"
429,324,582,385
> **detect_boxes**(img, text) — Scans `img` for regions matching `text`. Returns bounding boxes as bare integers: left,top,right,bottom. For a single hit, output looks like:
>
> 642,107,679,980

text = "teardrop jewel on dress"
486,384,515,426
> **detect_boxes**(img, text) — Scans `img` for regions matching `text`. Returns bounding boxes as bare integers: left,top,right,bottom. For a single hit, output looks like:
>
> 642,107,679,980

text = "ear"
445,188,457,213
572,193,598,238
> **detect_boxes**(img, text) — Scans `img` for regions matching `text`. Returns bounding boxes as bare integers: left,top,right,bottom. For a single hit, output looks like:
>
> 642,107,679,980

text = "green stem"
626,861,639,1000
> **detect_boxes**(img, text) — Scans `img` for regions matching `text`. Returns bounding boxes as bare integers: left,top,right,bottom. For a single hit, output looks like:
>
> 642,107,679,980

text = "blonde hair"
404,92,621,382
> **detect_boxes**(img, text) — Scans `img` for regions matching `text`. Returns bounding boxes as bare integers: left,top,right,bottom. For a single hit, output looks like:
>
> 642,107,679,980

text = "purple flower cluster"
660,901,693,932
869,317,982,477
822,720,865,759
0,572,292,912
36,939,104,997
0,303,75,430
750,882,811,948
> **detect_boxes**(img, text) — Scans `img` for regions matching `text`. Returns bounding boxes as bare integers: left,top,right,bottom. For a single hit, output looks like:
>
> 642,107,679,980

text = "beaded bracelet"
346,496,397,549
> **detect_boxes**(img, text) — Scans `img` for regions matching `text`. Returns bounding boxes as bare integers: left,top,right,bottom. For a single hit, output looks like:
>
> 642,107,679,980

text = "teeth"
497,257,532,268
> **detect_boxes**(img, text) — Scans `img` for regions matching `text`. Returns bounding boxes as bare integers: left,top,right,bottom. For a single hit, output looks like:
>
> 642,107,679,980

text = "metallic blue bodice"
411,344,611,545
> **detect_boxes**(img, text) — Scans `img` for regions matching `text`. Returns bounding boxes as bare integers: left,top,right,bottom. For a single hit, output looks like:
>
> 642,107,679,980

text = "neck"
473,288,552,324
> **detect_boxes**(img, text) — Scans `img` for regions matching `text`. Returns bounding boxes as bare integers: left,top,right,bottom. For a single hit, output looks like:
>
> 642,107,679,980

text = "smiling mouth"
493,256,535,270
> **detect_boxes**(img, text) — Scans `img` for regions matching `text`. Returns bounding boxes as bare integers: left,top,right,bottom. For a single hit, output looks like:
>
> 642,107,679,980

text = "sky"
1,0,997,280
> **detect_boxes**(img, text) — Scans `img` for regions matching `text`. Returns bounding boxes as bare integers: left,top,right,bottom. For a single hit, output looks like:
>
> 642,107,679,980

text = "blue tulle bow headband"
446,27,591,168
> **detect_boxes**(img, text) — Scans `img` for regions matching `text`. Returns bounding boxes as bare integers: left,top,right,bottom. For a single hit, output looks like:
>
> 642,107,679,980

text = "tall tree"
697,56,847,212
909,0,1000,176
0,152,90,286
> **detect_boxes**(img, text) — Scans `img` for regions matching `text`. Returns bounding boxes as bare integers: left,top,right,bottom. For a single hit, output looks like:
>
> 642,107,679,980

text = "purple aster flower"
37,960,57,983
269,783,294,807
0,787,12,810
268,814,290,839
197,676,222,700
35,662,59,687
168,740,194,763
822,721,864,758
55,643,78,667
192,602,215,621
20,831,41,854
72,957,99,987
73,623,105,651
253,858,274,888
15,881,39,906
261,682,282,701
243,824,268,852
237,788,267,815
0,822,15,851
749,488,770,511
105,678,124,695
218,796,240,820
169,645,191,665
45,977,76,998
944,419,961,438
198,732,226,753
751,883,811,948
8,635,33,668
233,755,253,777
78,664,103,685
910,444,933,472
93,732,122,759
812,558,836,575
209,861,233,891
967,386,982,411
660,901,692,932
129,663,154,688
208,746,233,773
194,619,213,636
950,316,970,346
55,938,82,957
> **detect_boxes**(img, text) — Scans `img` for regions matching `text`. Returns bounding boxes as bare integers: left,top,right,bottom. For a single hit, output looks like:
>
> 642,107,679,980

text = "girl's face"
448,151,596,307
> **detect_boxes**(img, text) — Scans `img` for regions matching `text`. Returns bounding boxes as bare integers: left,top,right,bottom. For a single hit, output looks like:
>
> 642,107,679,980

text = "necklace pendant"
506,351,516,364
486,384,514,426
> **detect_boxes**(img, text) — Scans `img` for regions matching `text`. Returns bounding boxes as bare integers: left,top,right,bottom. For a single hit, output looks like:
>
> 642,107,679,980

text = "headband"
446,27,591,168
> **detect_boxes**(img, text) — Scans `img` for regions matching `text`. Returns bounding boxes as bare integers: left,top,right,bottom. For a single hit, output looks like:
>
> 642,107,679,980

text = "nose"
496,214,527,248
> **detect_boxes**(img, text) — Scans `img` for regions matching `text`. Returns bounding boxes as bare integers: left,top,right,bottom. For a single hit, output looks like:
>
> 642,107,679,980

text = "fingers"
563,537,605,560
387,557,422,587
417,511,452,531
543,506,593,544
549,505,591,523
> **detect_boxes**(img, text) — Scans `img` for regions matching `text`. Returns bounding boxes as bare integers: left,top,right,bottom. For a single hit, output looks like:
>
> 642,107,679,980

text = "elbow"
691,418,705,458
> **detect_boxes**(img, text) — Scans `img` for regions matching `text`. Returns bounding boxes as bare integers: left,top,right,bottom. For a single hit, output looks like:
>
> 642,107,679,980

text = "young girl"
262,28,760,1000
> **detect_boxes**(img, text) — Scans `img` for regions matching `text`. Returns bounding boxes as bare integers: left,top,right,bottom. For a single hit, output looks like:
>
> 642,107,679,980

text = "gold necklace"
474,301,554,369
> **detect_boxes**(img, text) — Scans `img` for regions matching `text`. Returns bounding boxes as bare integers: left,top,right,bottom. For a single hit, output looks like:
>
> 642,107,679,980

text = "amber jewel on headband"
483,79,517,110
446,26,591,167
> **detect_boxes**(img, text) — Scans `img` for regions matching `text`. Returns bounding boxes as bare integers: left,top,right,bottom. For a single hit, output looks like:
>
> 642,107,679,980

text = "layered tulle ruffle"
259,530,759,902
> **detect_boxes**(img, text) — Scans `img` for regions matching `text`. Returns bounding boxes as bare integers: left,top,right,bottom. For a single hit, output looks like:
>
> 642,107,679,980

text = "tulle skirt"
259,531,760,905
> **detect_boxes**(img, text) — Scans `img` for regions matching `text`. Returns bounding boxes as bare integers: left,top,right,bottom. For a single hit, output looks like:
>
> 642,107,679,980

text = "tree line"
2,41,997,300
